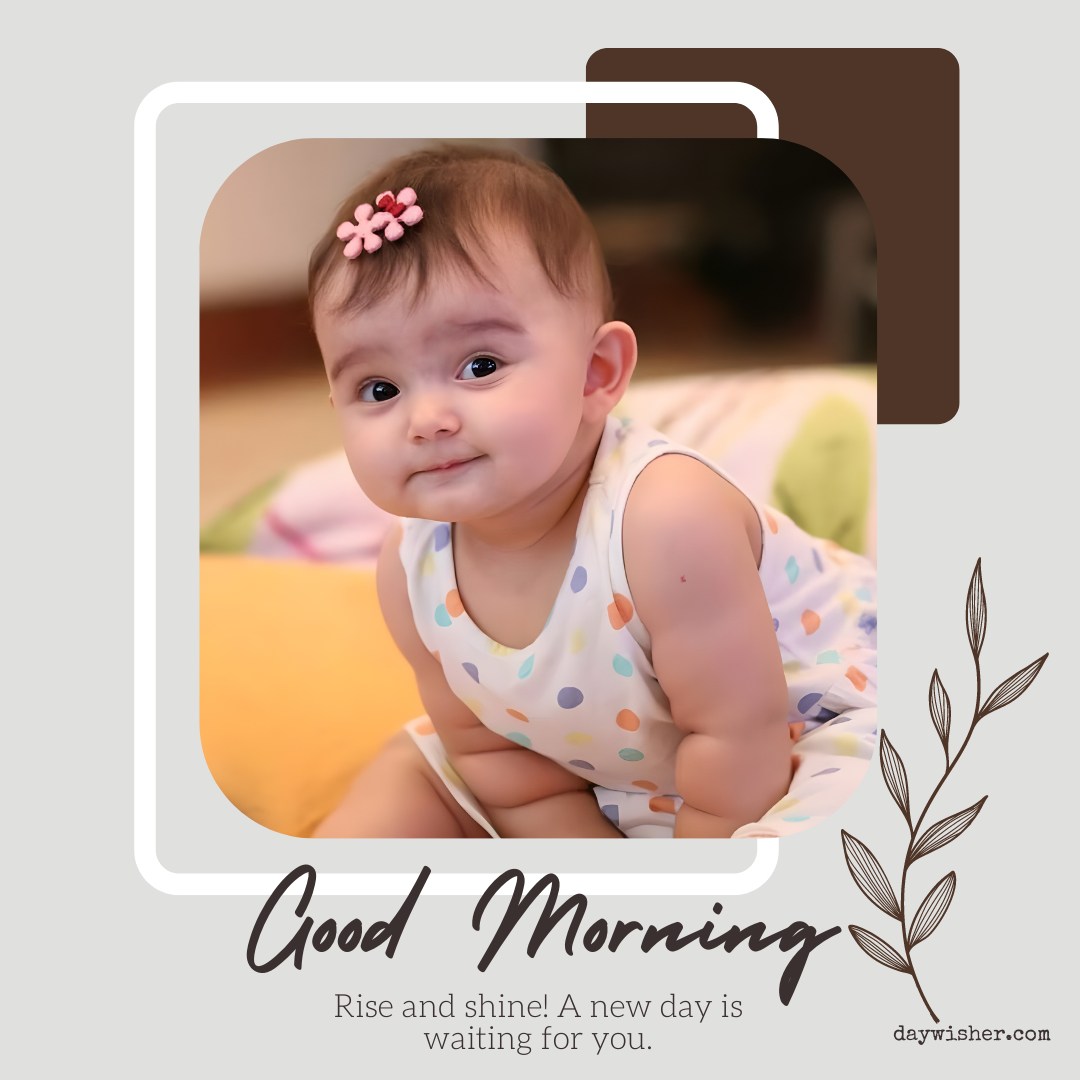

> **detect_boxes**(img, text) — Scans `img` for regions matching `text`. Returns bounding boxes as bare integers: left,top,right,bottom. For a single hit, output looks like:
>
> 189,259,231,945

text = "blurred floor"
200,371,341,526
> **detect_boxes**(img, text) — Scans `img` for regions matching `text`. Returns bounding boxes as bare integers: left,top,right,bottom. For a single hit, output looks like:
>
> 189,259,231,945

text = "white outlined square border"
134,80,780,897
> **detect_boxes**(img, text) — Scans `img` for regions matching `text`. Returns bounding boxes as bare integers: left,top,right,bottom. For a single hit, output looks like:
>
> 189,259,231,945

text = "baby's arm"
623,456,793,838
377,525,622,839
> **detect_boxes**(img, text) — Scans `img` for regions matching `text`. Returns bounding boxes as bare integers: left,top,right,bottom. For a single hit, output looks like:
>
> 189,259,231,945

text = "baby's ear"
583,321,637,421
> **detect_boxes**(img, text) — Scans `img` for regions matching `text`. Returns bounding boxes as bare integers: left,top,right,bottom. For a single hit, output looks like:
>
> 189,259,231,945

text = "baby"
309,145,877,839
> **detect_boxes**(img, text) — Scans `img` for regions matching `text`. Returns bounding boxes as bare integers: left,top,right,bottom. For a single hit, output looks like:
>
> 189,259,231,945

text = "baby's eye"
458,356,501,381
358,380,400,403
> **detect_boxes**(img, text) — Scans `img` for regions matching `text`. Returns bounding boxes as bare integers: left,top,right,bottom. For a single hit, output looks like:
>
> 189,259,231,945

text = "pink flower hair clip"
336,187,424,257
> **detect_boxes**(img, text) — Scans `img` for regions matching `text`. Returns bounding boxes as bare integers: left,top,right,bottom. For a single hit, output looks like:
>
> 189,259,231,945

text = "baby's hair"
308,144,614,322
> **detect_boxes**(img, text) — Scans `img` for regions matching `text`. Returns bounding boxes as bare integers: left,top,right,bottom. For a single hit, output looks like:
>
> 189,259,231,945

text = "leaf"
928,669,951,753
909,871,957,947
911,796,987,861
841,830,901,919
966,559,987,658
848,925,910,973
981,654,1049,718
878,730,911,823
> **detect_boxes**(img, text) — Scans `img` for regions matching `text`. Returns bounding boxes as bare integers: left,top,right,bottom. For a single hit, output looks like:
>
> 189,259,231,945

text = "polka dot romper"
400,414,877,838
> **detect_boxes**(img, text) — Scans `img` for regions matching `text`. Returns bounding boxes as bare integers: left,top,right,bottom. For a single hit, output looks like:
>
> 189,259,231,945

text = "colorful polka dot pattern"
397,412,876,838
607,594,634,629
846,666,868,692
558,687,584,709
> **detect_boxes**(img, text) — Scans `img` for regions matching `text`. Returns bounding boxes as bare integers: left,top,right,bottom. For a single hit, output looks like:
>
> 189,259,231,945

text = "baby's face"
315,229,602,525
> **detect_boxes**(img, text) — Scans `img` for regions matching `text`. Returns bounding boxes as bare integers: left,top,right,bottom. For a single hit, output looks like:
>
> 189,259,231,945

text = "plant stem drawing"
842,559,1047,1022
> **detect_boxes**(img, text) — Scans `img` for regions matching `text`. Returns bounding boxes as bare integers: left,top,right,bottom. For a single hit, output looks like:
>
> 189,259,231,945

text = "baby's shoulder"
621,454,765,626
623,452,759,548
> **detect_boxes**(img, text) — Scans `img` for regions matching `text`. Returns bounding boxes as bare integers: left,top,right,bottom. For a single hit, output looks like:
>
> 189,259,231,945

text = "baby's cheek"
511,402,578,453
344,443,392,502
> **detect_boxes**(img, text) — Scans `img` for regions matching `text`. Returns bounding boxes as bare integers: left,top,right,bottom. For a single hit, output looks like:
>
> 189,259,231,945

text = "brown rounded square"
586,47,959,424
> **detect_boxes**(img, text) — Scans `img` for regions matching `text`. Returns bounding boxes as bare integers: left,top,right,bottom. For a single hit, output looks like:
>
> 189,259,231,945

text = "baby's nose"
407,391,461,441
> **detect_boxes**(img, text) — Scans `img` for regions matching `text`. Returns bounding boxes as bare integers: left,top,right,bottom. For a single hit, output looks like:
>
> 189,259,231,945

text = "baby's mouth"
415,455,481,475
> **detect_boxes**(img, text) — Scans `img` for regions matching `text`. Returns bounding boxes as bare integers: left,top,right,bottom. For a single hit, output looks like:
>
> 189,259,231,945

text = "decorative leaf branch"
843,559,1048,1022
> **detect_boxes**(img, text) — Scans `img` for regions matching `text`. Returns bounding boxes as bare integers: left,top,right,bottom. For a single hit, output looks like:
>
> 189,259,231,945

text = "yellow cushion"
200,555,422,837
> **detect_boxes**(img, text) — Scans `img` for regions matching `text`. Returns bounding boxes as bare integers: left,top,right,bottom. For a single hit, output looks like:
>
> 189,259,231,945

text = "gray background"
9,2,1074,1076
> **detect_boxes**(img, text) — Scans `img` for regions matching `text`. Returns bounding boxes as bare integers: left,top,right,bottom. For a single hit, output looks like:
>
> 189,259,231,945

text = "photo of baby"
200,138,878,841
